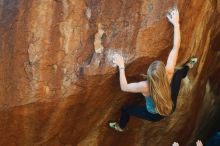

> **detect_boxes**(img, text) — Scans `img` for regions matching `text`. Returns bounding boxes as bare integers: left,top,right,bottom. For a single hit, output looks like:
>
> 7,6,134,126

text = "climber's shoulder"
165,69,174,83
137,81,149,96
121,81,148,94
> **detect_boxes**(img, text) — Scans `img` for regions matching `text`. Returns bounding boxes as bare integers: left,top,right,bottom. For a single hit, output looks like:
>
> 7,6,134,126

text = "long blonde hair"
147,61,173,116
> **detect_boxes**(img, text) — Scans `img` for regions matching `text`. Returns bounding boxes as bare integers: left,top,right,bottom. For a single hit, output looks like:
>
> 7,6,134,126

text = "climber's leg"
171,65,189,111
119,105,164,129
171,57,198,111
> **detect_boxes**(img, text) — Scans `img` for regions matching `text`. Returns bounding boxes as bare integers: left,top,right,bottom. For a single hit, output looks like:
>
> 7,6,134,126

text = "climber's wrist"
174,23,180,27
119,66,125,70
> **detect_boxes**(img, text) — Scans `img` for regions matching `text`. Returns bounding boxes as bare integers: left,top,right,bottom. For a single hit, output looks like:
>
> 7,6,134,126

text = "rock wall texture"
0,0,220,146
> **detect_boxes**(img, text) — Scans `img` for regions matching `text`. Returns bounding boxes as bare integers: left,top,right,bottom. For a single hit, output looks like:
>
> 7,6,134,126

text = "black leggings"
119,66,189,128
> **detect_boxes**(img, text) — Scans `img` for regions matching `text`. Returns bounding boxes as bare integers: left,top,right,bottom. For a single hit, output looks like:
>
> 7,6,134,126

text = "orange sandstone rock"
0,0,219,145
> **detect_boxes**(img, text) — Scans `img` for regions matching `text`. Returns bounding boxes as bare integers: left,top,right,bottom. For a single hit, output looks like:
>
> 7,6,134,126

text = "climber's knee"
121,106,132,115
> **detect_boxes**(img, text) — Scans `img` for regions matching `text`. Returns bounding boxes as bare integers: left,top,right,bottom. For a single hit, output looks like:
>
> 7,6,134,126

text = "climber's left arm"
165,8,180,80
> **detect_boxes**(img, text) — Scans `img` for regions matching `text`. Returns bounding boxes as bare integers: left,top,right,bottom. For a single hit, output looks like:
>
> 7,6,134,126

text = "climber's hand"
172,142,179,146
167,7,179,26
113,54,125,68
196,140,203,146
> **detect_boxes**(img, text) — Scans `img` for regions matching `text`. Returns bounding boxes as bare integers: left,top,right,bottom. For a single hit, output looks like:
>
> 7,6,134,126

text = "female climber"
109,8,198,132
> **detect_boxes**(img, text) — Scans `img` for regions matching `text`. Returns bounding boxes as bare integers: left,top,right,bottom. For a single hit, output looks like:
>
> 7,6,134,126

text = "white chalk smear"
86,8,91,19
105,49,133,67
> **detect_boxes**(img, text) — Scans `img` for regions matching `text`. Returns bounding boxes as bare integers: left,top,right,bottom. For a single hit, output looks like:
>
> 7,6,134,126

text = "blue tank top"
145,96,157,114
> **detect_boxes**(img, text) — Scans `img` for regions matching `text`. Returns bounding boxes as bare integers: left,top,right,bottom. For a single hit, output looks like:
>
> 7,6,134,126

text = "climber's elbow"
121,86,128,92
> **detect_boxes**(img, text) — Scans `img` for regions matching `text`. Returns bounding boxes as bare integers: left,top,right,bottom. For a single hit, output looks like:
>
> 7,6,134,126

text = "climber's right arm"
119,67,148,93
113,54,149,93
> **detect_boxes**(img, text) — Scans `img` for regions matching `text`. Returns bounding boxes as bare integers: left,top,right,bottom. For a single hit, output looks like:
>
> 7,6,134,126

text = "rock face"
0,0,220,146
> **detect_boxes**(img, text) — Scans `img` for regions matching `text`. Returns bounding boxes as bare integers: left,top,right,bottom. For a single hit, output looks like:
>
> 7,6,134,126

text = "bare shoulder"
166,71,174,83
138,81,148,87
138,81,149,96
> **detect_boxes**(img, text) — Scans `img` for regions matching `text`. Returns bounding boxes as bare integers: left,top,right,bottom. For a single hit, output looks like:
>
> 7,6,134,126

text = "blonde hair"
146,61,173,116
